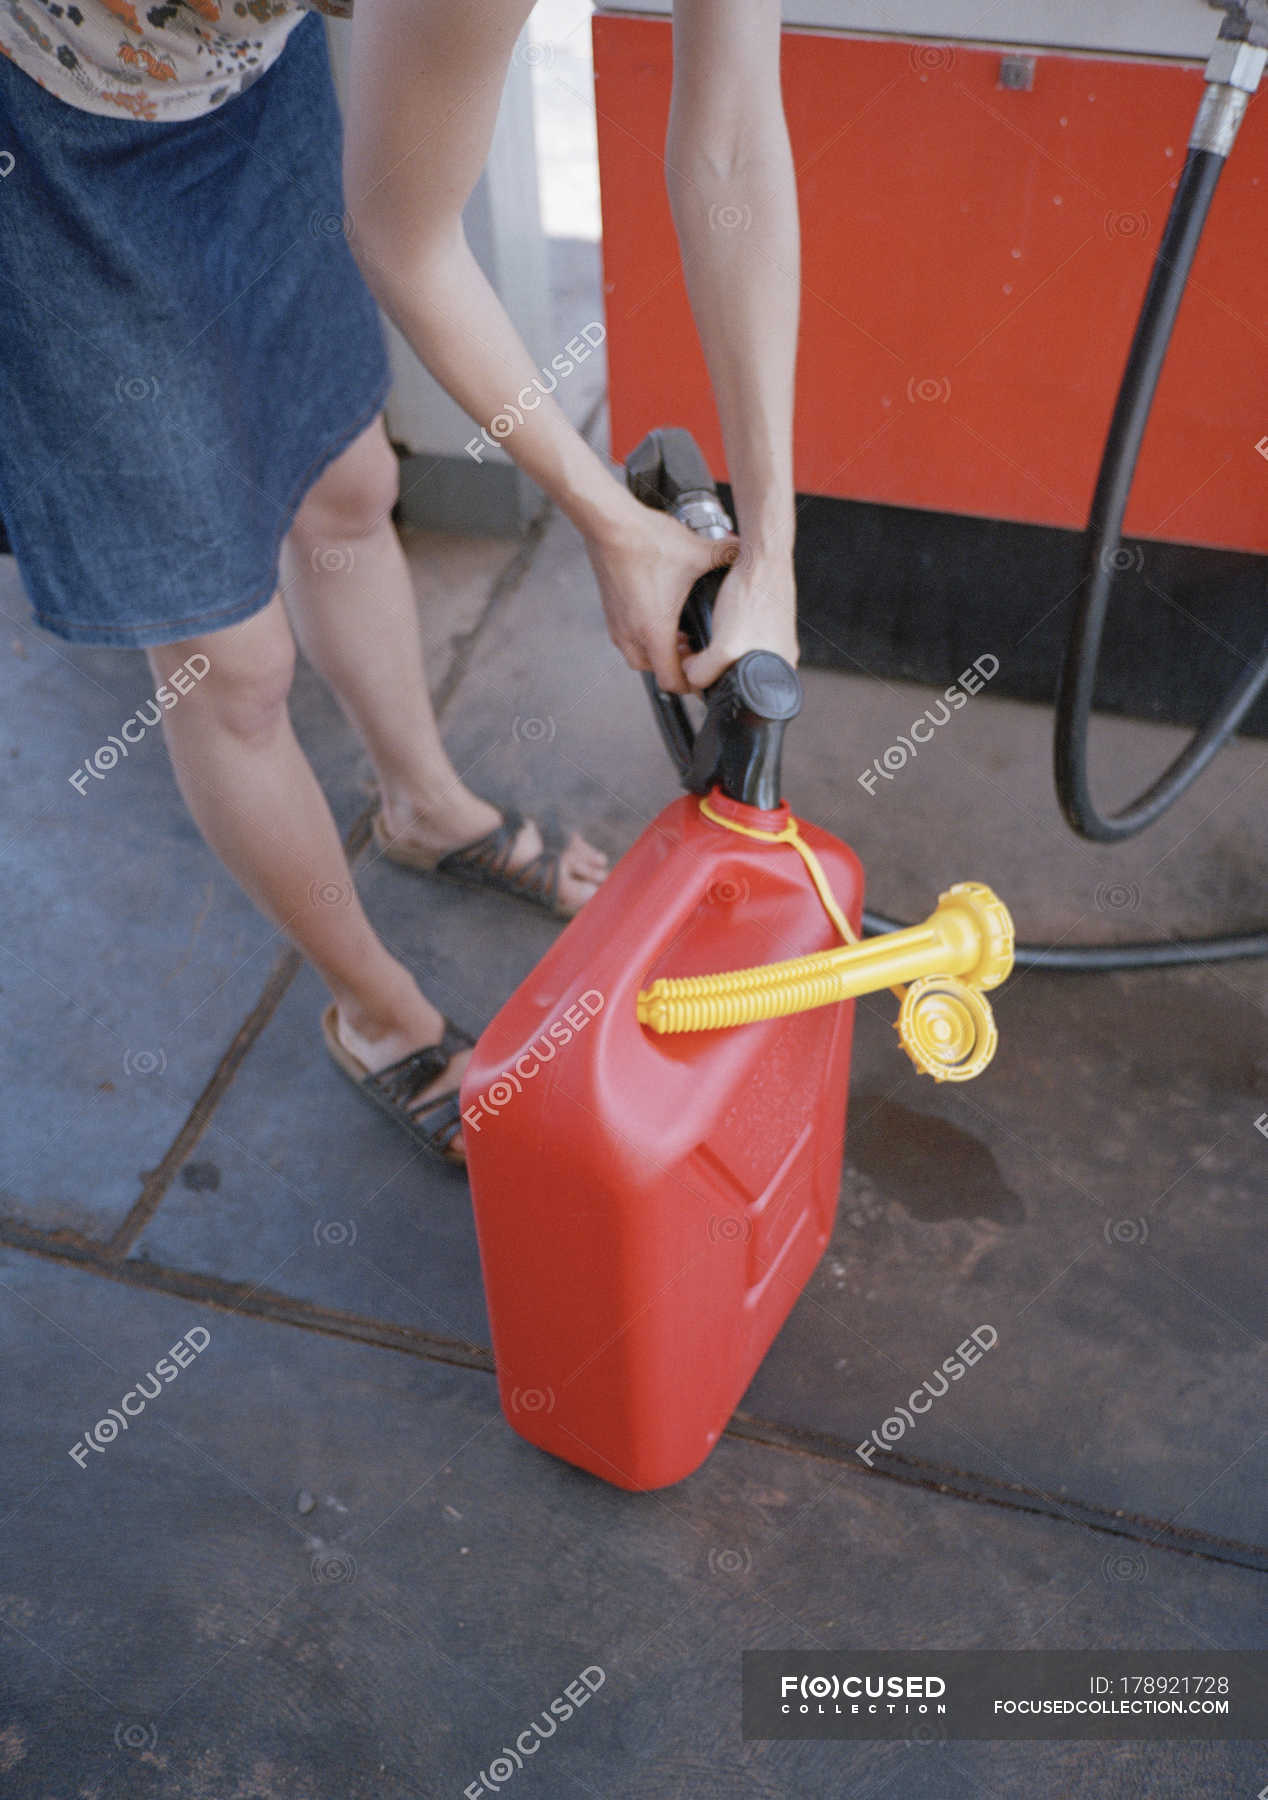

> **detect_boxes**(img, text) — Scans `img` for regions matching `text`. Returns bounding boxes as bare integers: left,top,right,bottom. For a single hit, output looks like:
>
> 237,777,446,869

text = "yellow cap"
896,976,999,1081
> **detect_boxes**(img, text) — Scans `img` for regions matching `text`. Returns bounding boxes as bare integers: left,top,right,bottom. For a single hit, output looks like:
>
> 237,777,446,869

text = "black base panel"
743,488,1268,740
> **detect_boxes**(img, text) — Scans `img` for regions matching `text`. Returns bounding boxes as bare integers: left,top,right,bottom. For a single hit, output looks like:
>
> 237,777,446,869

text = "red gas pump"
460,430,1012,1491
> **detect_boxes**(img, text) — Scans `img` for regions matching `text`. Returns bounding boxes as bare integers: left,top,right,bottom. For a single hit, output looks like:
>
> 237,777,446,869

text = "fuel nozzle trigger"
625,427,803,812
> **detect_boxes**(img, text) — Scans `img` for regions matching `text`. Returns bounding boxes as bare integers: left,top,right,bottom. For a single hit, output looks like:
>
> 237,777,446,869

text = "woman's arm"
666,0,801,687
342,0,718,694
344,0,604,539
342,0,801,693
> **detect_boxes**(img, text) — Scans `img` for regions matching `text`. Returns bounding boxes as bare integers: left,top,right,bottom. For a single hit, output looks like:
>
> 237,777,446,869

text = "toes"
501,821,609,915
562,850,609,901
567,834,609,874
557,868,606,917
407,1050,470,1162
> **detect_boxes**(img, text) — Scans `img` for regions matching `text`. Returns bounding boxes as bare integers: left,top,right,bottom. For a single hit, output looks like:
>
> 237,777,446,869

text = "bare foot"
379,791,609,917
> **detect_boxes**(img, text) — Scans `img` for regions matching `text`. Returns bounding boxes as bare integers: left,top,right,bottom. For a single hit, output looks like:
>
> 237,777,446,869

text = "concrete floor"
2,269,1266,1794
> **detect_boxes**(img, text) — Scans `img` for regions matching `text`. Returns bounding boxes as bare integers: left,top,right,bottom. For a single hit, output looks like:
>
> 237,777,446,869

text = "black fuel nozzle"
624,427,802,812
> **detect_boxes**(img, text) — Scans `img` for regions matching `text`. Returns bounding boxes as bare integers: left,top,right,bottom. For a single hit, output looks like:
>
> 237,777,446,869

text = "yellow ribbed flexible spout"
636,884,1013,1031
635,798,1014,1081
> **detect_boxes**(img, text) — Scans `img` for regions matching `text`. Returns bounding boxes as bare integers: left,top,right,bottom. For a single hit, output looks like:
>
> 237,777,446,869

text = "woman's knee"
148,602,296,744
290,414,399,549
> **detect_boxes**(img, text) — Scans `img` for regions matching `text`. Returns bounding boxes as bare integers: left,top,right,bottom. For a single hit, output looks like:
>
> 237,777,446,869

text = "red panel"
593,16,1268,553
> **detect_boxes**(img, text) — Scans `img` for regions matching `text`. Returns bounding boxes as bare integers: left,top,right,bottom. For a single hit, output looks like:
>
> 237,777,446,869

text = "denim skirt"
0,12,391,647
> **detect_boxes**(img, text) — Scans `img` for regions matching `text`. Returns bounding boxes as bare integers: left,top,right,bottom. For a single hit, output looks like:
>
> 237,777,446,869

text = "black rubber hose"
1054,145,1268,842
861,910,1268,970
855,141,1268,972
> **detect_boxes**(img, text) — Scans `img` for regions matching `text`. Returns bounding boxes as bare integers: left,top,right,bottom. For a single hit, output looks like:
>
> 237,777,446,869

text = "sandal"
321,1003,473,1166
371,804,573,920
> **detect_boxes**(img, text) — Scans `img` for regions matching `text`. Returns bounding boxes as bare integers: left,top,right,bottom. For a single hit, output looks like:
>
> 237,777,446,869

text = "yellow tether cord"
634,797,907,1035
698,794,862,948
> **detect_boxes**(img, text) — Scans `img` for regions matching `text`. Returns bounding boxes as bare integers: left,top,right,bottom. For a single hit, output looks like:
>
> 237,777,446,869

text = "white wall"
594,0,1221,60
324,19,553,489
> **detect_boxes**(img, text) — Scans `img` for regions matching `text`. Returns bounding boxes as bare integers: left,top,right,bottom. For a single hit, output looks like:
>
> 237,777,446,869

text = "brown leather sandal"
371,805,571,920
321,1003,472,1165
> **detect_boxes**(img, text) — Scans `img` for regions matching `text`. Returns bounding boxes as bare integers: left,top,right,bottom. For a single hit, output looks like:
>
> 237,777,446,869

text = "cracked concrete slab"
1,1250,1261,1800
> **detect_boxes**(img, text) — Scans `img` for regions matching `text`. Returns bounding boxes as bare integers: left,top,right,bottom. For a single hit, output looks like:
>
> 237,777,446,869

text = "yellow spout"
636,881,1014,1082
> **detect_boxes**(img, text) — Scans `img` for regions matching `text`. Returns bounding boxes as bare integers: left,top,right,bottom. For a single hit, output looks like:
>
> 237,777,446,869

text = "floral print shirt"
0,0,351,120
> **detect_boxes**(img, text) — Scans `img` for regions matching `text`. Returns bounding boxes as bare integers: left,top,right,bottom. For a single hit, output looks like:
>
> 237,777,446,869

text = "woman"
0,0,799,1163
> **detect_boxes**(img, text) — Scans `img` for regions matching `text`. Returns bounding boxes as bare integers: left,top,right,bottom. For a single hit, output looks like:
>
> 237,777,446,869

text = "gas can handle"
625,428,802,810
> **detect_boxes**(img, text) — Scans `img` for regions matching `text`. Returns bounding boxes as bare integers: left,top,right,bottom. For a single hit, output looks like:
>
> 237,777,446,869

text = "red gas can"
459,426,860,1490
459,430,1013,1487
460,784,862,1490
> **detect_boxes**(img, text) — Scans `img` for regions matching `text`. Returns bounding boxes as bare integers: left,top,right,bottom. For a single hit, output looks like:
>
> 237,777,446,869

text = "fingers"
648,634,690,693
680,642,730,691
638,610,691,694
612,629,686,694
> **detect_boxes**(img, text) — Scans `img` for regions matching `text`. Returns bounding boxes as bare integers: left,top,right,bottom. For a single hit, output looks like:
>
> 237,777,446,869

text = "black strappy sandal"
321,1003,473,1166
371,805,572,920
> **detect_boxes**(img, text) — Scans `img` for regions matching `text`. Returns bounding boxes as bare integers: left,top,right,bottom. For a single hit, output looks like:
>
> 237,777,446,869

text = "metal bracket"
1206,1,1268,50
997,54,1035,91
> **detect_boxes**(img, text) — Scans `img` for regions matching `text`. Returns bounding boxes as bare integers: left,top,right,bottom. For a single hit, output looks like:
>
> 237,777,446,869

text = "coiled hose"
881,102,1268,968
1054,144,1268,846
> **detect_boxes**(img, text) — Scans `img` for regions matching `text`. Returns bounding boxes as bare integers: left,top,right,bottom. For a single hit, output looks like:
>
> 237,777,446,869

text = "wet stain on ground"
846,1095,1023,1224
180,1160,221,1193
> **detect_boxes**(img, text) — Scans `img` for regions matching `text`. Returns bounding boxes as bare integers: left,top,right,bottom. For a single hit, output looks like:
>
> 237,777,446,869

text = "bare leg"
280,415,607,913
147,598,470,1148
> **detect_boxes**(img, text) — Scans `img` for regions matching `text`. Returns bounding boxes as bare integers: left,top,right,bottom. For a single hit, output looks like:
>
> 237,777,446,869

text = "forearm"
342,0,638,544
359,227,628,538
666,0,799,558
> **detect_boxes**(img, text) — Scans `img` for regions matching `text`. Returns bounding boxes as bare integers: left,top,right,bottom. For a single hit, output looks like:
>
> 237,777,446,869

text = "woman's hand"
587,501,799,695
585,501,723,695
680,544,798,690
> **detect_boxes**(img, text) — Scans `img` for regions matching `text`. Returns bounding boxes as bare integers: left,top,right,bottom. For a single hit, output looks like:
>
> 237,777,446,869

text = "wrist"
740,543,797,600
560,461,643,546
746,538,796,571
727,468,795,553
735,509,795,563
